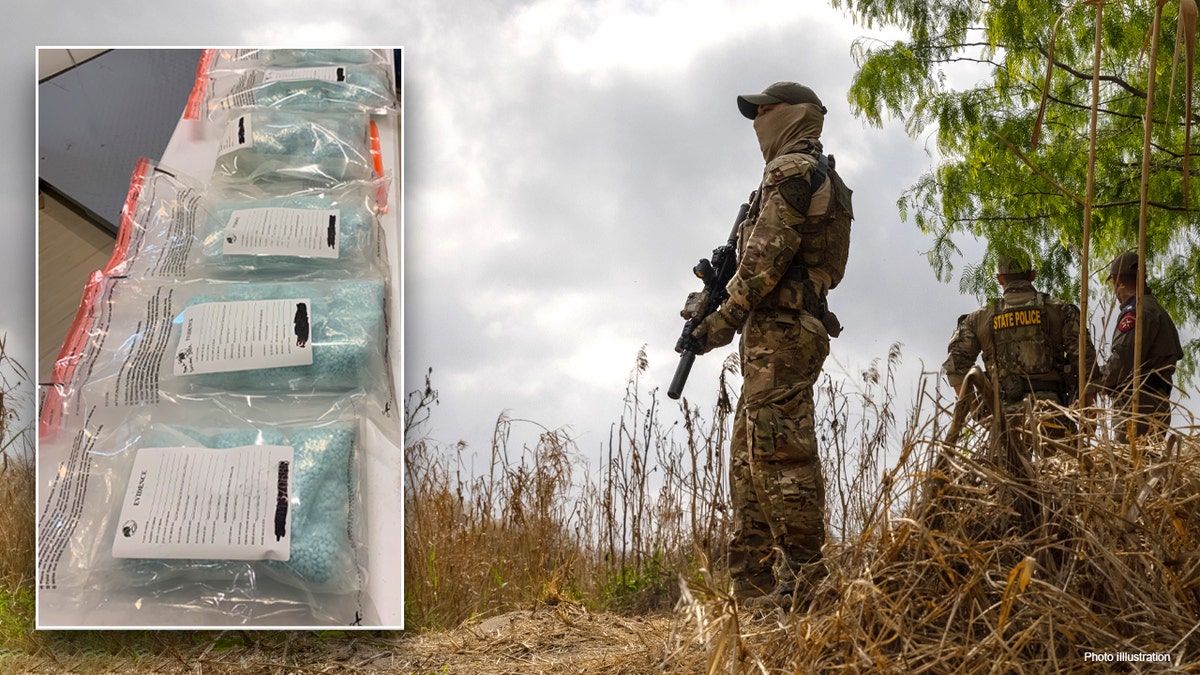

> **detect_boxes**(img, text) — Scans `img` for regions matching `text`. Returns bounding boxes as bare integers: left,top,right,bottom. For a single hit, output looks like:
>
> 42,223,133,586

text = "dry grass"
675,378,1200,673
0,334,37,656
0,342,34,595
1,452,34,593
403,348,742,629
0,452,37,659
401,345,909,635
7,343,1200,673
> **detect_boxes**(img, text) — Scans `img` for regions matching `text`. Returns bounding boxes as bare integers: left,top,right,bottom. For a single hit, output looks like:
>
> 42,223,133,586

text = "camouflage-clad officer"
943,253,1097,414
1100,250,1182,442
692,82,853,609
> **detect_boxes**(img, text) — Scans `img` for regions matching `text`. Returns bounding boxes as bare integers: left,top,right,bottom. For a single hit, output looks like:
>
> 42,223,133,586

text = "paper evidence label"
217,114,253,156
112,445,293,561
261,66,347,84
223,208,341,259
173,298,314,376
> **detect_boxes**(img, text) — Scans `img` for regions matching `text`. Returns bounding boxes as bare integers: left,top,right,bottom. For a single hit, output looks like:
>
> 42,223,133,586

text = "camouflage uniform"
943,265,1096,417
695,83,853,598
1101,251,1183,441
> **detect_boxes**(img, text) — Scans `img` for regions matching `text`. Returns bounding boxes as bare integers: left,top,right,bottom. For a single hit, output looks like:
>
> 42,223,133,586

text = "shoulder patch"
764,155,813,187
777,175,812,215
1117,311,1136,334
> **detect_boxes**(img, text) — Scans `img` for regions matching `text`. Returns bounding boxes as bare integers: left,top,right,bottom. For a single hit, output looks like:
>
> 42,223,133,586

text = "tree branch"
992,132,1086,206
1037,45,1147,98
1043,93,1146,122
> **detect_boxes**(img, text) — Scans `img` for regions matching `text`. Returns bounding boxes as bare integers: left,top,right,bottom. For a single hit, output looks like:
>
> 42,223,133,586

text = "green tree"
833,0,1198,350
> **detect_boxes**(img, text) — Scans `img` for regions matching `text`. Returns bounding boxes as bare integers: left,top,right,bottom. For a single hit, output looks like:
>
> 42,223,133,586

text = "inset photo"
36,47,403,629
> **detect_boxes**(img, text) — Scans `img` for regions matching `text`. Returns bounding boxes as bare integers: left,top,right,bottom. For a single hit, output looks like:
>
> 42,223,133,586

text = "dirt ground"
392,605,694,674
3,605,709,674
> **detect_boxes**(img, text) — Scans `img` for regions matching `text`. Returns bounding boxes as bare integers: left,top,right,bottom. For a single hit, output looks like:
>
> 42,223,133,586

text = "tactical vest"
746,151,854,314
985,294,1067,402
792,157,853,291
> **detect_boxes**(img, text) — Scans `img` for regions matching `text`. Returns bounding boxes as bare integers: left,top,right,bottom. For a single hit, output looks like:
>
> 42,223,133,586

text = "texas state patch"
1117,311,1136,333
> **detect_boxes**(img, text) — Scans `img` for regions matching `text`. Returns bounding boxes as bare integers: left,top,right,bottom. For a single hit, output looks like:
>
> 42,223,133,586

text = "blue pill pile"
247,65,395,114
125,422,358,590
177,280,385,394
213,111,373,187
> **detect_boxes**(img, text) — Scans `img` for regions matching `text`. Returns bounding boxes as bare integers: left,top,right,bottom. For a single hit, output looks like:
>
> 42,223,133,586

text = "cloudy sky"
398,1,988,457
9,2,1028,460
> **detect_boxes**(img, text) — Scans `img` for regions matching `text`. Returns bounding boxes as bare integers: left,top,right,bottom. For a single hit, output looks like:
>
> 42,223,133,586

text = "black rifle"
668,199,749,400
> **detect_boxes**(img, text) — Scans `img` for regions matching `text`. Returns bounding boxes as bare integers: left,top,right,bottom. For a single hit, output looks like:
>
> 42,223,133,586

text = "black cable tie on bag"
274,460,290,541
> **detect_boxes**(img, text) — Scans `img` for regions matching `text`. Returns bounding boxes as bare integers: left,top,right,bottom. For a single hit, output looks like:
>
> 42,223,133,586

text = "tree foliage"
833,0,1199,345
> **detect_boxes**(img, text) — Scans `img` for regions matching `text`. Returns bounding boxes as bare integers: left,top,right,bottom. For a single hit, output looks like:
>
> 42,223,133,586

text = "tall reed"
404,344,910,630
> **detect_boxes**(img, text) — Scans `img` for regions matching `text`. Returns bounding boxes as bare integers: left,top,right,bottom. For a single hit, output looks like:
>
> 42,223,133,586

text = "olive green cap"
996,251,1033,275
737,82,827,119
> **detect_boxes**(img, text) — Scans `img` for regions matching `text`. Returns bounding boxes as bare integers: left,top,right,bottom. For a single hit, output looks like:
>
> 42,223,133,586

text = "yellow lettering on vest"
994,308,1043,331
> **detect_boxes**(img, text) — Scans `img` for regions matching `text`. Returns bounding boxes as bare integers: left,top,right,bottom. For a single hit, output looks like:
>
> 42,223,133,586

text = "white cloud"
245,23,358,46
509,0,858,81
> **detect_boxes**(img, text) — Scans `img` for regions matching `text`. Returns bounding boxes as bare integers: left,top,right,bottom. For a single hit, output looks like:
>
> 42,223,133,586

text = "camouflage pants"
728,307,829,595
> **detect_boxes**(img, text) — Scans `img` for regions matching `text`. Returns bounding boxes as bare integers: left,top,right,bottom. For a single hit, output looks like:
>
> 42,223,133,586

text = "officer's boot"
731,571,775,600
743,557,827,614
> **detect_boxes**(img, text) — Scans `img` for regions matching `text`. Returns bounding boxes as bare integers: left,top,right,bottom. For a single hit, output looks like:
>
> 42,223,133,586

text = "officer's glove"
693,306,740,354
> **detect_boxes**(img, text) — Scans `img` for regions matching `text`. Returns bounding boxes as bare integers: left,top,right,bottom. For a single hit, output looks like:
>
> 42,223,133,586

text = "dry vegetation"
4,344,1200,673
675,372,1200,673
0,336,36,659
403,349,739,629
1,451,36,648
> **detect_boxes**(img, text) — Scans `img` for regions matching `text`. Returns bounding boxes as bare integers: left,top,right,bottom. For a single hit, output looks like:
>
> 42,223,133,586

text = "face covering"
753,102,825,162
